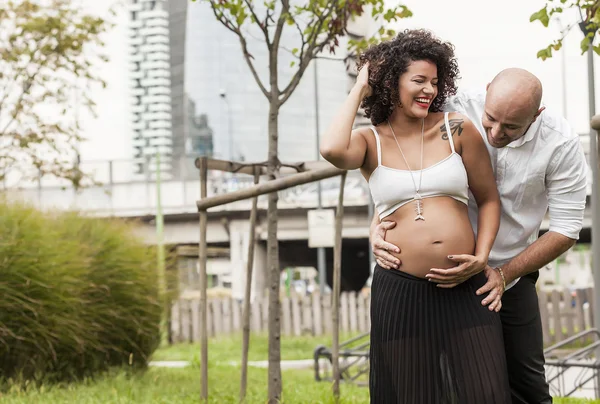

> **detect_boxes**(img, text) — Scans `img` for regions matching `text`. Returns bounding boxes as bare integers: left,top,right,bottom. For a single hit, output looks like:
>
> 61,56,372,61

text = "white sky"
76,0,598,162
393,0,593,133
76,0,132,162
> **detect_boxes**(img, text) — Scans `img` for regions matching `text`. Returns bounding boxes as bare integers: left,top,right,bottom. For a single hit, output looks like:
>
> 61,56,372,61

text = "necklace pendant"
414,194,425,221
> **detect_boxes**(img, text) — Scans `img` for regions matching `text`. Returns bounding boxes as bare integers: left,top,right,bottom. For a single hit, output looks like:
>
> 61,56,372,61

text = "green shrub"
0,200,162,384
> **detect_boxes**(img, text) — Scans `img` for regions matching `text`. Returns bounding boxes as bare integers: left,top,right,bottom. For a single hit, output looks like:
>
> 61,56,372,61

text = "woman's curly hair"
358,29,460,125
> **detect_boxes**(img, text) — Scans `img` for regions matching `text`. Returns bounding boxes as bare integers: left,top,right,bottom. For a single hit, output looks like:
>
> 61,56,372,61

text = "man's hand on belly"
425,254,487,288
476,266,504,312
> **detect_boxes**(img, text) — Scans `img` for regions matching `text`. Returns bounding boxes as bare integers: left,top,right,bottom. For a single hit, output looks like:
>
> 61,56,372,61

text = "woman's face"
397,59,438,119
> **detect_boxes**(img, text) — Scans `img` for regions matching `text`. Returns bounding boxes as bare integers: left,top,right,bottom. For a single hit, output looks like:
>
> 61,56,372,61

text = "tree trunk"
267,100,282,403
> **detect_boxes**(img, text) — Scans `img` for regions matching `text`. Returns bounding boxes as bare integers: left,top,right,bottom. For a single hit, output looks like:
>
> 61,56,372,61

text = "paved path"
545,361,598,399
150,358,323,370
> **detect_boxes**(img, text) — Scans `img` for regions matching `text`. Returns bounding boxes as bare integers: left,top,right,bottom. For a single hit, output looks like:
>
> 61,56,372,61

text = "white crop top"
368,112,469,219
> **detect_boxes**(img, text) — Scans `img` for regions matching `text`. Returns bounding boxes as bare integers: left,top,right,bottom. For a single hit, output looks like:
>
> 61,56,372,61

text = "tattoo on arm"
440,119,464,140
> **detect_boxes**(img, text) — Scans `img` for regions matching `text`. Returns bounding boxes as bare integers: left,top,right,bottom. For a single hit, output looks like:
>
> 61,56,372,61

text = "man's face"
482,89,544,148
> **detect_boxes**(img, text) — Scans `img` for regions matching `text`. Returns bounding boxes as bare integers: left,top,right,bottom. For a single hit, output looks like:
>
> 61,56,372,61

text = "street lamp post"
220,89,234,161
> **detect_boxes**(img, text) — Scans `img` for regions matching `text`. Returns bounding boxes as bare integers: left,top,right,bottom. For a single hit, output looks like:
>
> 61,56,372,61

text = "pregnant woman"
320,29,511,403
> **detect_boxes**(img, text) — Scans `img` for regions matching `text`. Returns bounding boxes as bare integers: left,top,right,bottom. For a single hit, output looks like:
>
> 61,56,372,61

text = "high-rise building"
129,0,176,178
129,0,361,178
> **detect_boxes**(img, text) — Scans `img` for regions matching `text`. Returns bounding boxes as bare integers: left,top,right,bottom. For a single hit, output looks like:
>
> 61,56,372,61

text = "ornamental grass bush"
0,200,162,384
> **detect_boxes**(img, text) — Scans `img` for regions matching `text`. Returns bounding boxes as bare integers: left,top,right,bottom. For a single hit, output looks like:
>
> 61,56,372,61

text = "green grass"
2,333,599,403
0,365,368,404
2,365,599,404
151,332,360,363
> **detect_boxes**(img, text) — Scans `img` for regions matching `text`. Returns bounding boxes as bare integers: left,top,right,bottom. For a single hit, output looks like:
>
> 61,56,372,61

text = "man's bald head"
482,68,545,148
488,68,543,116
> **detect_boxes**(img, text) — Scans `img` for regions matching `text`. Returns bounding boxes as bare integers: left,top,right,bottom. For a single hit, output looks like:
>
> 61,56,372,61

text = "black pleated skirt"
369,265,512,404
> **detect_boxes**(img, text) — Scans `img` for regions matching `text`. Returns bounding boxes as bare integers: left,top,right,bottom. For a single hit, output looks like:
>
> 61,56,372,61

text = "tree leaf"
397,6,413,18
536,47,552,60
581,35,592,53
532,1,600,62
236,8,247,26
530,6,550,27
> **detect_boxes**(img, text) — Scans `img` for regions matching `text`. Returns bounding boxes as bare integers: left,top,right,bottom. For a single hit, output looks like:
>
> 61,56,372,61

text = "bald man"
371,68,588,404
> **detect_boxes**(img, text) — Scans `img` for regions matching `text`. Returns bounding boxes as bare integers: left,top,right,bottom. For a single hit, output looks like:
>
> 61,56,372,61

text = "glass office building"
129,0,355,178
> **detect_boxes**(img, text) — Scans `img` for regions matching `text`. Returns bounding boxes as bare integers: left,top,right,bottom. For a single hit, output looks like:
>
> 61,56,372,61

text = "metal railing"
544,329,600,398
1,155,371,217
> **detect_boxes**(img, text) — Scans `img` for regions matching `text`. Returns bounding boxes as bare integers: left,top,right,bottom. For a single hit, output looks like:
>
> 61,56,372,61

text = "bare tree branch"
1,44,51,136
208,1,241,35
265,4,275,32
302,1,338,53
238,35,271,98
0,64,28,114
278,2,341,104
243,0,270,45
278,43,325,105
292,16,306,64
208,1,270,98
272,0,290,62
0,0,110,187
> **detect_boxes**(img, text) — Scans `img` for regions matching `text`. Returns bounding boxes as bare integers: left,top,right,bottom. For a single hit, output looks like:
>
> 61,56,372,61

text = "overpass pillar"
229,220,267,301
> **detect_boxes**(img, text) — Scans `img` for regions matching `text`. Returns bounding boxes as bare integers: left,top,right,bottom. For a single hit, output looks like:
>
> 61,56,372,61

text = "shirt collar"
505,109,544,148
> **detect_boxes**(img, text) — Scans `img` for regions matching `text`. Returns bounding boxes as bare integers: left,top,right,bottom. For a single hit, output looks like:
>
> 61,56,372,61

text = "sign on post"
308,209,335,248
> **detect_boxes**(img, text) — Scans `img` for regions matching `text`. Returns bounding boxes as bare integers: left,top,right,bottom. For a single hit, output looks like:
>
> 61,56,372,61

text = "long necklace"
387,119,425,221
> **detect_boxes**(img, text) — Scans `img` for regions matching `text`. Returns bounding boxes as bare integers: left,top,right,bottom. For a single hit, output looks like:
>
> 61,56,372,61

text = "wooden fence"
539,287,595,345
170,288,595,345
170,291,370,342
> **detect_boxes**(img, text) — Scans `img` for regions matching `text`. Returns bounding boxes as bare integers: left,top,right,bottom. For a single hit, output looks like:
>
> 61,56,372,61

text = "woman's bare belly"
383,197,476,278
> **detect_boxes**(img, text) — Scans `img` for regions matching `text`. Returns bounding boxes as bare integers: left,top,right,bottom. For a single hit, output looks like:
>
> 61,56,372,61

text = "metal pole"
562,43,569,119
581,21,600,334
587,43,596,119
581,19,600,397
314,59,327,294
588,47,600,332
558,18,569,118
229,106,234,160
220,90,234,160
155,151,167,347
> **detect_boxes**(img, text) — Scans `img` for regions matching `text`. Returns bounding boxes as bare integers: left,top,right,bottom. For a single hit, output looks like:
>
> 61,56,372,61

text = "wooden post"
240,167,260,401
196,166,344,211
332,172,347,400
198,157,209,400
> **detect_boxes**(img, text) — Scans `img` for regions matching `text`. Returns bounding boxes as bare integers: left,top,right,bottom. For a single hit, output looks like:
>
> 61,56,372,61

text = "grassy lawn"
0,365,367,404
151,332,361,363
2,365,598,404
1,333,599,403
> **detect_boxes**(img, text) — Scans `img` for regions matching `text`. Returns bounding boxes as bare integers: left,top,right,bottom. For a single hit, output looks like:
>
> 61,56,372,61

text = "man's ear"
532,106,545,123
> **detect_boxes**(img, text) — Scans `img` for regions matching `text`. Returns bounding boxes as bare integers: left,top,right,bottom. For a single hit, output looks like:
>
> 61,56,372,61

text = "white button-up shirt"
446,89,588,288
